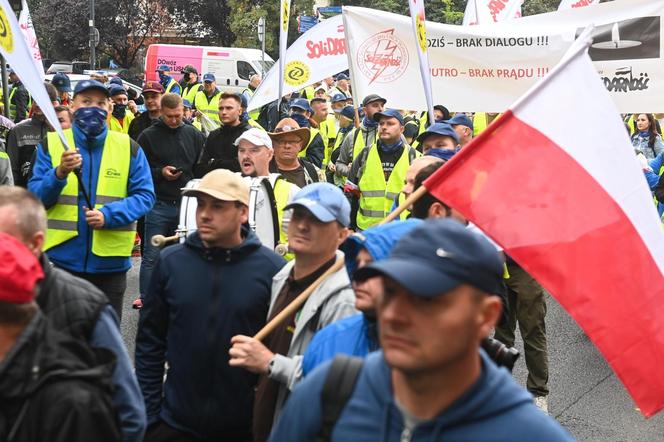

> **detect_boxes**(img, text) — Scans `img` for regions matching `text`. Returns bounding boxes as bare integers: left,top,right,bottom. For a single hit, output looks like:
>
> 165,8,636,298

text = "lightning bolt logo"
367,30,398,84
358,28,409,85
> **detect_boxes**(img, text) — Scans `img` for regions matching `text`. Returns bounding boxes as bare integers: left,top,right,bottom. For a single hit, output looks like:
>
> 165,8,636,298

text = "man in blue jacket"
29,79,155,322
302,219,422,375
270,219,573,441
135,169,285,442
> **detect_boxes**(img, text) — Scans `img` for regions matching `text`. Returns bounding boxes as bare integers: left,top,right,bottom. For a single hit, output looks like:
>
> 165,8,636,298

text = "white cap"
234,128,273,150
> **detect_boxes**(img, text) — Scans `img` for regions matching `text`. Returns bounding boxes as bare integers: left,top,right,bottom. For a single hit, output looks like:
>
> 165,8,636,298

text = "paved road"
119,258,664,440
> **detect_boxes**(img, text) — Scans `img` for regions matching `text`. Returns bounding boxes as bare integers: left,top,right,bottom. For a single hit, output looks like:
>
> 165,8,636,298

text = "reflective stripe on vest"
183,83,202,104
194,90,221,123
273,177,295,261
44,129,135,256
165,78,179,94
356,144,412,230
298,128,320,159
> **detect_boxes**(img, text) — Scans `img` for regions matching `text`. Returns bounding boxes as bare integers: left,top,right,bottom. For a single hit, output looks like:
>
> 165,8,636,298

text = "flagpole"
408,0,435,126
342,7,361,128
278,0,291,103
1,57,8,118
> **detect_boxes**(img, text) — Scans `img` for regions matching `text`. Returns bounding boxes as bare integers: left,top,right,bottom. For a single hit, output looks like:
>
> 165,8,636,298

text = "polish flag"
558,0,599,11
423,35,664,416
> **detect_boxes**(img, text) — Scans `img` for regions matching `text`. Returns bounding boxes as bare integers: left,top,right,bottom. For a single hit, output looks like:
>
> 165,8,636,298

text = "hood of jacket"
184,226,264,263
356,350,534,440
0,312,115,401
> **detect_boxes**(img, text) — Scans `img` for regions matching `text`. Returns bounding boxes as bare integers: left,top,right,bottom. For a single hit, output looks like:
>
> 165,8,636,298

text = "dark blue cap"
284,182,350,227
336,73,349,81
354,218,504,297
156,64,170,72
339,105,355,120
331,93,347,103
51,72,72,93
109,77,123,86
183,99,192,108
426,148,457,162
74,79,110,97
203,73,216,82
373,108,404,126
416,122,459,145
289,98,312,113
108,85,127,97
445,114,473,131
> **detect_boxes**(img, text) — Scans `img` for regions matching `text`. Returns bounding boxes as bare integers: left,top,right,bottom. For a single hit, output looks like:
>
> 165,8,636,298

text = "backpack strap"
317,355,365,442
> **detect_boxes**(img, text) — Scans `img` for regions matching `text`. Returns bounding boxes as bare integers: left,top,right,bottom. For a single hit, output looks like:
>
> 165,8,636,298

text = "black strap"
317,355,364,442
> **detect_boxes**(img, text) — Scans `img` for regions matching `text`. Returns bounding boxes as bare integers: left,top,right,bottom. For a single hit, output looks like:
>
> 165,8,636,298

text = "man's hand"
128,100,138,115
229,335,274,374
161,166,182,181
84,207,105,228
56,149,82,179
327,162,336,173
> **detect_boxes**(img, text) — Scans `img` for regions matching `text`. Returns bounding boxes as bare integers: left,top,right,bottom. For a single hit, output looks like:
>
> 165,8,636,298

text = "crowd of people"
1,62,661,442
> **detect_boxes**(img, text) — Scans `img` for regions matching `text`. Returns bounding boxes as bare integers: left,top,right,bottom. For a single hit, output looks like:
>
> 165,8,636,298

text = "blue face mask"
74,107,108,138
158,72,167,82
290,112,310,128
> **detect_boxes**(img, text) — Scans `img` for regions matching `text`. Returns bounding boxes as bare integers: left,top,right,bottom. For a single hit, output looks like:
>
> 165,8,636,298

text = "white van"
144,44,274,94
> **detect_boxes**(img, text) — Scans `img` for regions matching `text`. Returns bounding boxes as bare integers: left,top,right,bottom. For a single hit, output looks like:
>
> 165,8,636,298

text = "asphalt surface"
120,257,664,441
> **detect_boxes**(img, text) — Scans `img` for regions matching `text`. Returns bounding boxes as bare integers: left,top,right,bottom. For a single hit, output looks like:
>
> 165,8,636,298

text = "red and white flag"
423,33,664,417
18,0,44,79
558,0,599,10
463,0,522,26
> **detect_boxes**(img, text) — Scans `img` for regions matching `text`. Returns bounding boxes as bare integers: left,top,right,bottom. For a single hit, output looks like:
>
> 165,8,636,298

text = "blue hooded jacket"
271,351,573,442
28,125,155,273
302,220,423,376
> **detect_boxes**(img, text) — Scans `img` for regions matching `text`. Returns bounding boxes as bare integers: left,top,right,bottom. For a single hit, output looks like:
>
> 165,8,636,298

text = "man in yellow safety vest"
193,73,222,127
28,79,155,322
108,85,135,135
156,64,182,95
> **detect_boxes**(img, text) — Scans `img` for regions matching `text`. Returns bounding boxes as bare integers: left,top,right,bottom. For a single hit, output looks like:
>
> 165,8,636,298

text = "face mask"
74,107,108,138
183,73,191,82
158,72,167,82
290,113,310,128
112,103,127,119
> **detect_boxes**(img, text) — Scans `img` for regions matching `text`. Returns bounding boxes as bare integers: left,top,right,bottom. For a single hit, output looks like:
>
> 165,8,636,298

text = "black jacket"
194,121,251,177
128,111,157,142
10,81,29,123
138,119,205,201
0,312,121,442
135,228,285,440
36,254,108,341
6,117,48,187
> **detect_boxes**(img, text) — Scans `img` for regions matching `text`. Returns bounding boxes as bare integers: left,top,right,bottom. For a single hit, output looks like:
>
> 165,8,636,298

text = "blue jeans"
139,200,180,296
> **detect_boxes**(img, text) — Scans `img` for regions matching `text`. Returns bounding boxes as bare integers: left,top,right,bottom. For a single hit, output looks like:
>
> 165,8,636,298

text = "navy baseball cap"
416,122,460,145
331,93,347,104
373,108,404,126
51,72,72,93
108,85,127,97
339,105,355,120
336,73,349,81
109,77,123,86
203,73,216,82
156,64,170,72
284,182,351,227
355,218,504,297
446,114,474,131
183,99,192,108
289,98,312,113
74,79,110,97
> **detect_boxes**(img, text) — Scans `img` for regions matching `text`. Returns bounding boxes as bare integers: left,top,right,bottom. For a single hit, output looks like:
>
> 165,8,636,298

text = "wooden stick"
150,234,181,248
379,185,430,225
254,256,345,342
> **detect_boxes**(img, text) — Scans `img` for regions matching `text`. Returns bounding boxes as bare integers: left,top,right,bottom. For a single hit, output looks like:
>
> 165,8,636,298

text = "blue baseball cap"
108,85,127,97
416,122,460,145
156,64,170,72
373,108,404,126
336,73,349,81
51,72,72,93
183,99,192,108
203,73,216,82
284,182,351,227
331,93,347,104
354,218,504,297
74,79,110,97
109,77,123,86
289,98,312,113
445,114,474,131
339,105,355,121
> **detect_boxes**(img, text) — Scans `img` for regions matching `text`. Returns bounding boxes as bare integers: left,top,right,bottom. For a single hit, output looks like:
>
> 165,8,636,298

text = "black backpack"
316,355,365,442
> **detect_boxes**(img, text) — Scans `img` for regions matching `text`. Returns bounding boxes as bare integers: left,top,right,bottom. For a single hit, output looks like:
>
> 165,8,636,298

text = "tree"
31,0,88,61
165,0,235,46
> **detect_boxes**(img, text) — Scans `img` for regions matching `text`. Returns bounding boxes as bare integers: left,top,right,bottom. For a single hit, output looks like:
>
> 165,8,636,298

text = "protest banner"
558,0,599,10
278,0,292,101
408,0,434,125
248,15,346,111
18,0,44,78
342,0,663,113
463,0,522,26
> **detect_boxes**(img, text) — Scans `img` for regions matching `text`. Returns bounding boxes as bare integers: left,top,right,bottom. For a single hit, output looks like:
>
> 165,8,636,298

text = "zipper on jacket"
400,428,412,442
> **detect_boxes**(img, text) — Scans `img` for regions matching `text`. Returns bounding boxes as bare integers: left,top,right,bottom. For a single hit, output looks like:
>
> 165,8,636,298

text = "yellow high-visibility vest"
183,83,202,104
356,143,414,230
242,88,261,121
44,129,136,257
318,114,337,166
273,177,295,261
351,126,379,160
298,127,321,160
109,112,135,135
165,78,180,95
193,90,221,124
9,86,32,121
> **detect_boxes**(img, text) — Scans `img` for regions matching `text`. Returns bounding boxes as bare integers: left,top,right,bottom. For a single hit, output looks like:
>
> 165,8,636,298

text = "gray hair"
0,186,47,242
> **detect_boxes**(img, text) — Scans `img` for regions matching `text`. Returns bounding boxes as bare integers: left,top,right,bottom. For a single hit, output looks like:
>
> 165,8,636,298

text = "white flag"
0,0,66,146
278,0,292,101
558,0,599,10
18,0,44,79
464,0,522,25
408,0,434,125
